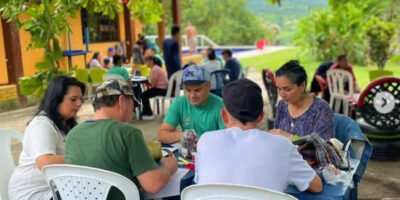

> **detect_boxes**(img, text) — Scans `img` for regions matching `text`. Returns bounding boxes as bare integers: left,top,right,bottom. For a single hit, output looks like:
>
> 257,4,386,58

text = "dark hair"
222,49,232,57
207,47,216,60
337,54,347,61
104,58,110,65
275,60,308,87
171,25,180,36
92,52,100,60
36,76,85,134
145,56,156,63
113,55,123,66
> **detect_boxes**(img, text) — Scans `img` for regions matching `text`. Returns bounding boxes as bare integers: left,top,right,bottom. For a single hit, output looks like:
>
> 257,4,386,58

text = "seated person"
310,61,333,102
145,47,164,67
65,80,177,199
271,60,335,140
88,51,103,69
103,57,112,69
106,55,132,86
201,47,223,73
9,76,85,200
222,49,243,81
141,56,168,120
157,64,225,144
195,79,322,193
330,54,360,93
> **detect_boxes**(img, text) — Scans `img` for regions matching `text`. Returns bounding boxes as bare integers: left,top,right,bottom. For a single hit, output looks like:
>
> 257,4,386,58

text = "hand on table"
161,154,178,175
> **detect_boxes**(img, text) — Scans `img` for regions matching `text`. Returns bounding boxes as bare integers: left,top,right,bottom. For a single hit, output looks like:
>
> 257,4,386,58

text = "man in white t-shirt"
195,79,322,193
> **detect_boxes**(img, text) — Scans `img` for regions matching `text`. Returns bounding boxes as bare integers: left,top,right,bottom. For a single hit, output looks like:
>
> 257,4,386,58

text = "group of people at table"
9,58,348,200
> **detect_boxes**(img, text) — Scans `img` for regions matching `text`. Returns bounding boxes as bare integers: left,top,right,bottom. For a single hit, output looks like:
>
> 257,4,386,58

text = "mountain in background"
245,0,328,44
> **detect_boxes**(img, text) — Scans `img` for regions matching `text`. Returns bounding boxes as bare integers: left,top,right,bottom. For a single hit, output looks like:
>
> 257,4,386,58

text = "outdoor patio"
3,68,400,199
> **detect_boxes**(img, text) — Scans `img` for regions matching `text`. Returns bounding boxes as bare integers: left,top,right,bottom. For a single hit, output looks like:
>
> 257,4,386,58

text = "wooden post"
157,0,165,51
124,5,134,62
171,0,182,54
1,19,27,105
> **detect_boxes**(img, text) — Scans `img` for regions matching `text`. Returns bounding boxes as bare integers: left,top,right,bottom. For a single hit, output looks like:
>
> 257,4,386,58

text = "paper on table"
144,168,190,199
163,147,178,153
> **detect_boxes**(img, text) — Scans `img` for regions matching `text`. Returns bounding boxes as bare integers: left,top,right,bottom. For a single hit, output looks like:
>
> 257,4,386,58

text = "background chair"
42,164,140,200
0,128,23,200
210,69,231,97
153,70,183,116
181,183,298,200
239,67,250,79
334,114,372,200
89,68,106,100
327,69,356,116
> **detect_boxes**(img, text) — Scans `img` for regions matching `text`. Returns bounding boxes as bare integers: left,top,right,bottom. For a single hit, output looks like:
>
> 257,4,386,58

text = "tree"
0,0,162,98
294,0,400,66
295,3,367,64
180,0,268,45
365,17,396,69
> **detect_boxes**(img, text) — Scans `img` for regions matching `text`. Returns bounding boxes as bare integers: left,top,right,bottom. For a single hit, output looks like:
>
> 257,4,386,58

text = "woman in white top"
201,47,223,73
8,76,85,200
88,51,103,68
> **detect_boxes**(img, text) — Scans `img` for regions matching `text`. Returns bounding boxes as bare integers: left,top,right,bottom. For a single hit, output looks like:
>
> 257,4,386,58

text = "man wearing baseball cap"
195,79,322,193
158,64,225,144
65,80,177,199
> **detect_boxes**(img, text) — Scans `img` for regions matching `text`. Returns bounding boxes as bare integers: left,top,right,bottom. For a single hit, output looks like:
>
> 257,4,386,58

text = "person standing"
185,22,197,55
163,25,182,78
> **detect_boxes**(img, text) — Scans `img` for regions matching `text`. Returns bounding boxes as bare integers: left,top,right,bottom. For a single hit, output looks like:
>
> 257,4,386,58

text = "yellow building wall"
20,9,140,76
0,20,9,84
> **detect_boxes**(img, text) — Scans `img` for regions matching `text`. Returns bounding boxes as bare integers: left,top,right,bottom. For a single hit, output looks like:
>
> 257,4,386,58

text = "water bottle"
182,129,197,160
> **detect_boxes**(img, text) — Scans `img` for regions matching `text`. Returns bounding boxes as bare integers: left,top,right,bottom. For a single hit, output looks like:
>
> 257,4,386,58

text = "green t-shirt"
65,119,157,200
107,66,130,81
164,93,225,137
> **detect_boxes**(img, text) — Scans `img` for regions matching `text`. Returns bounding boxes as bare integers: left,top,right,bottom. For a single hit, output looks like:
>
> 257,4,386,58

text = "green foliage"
146,0,267,45
127,0,162,24
184,0,268,45
295,3,367,64
250,0,328,44
365,17,396,69
295,0,400,67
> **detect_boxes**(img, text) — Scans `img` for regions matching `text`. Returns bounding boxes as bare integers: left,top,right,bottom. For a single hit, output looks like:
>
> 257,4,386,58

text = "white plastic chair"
0,128,23,200
153,70,183,116
327,69,355,116
42,164,140,200
181,183,298,200
238,67,250,79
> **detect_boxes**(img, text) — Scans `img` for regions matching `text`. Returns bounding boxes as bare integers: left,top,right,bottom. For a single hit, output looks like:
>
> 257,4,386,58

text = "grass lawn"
239,47,400,91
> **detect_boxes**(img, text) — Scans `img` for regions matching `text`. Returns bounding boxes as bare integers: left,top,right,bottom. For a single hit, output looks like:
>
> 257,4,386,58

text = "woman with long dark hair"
9,76,85,200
